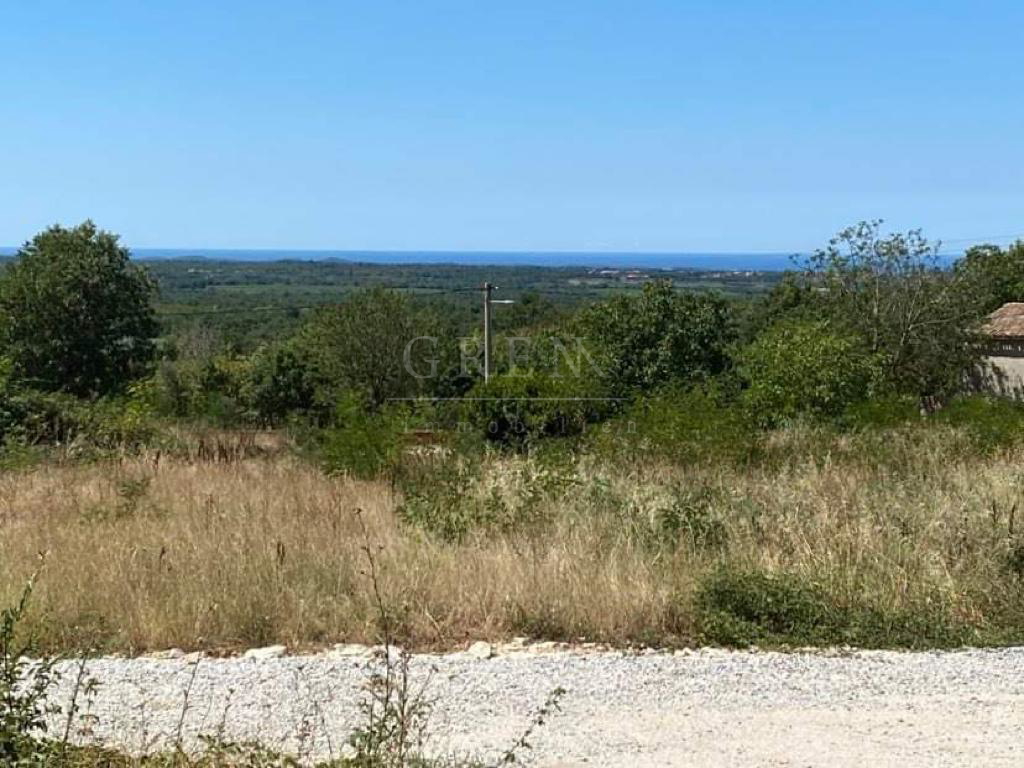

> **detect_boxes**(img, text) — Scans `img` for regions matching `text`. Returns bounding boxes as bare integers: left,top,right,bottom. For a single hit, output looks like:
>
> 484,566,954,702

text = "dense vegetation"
1,218,1015,453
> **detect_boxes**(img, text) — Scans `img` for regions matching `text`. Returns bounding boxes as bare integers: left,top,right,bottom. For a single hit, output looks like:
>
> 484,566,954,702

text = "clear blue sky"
1,1,1022,253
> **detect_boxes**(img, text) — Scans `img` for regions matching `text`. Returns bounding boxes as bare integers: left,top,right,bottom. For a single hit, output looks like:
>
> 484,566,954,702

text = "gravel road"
47,645,1024,766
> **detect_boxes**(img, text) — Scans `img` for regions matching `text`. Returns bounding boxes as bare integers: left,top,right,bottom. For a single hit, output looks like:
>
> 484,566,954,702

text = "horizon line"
2,245,808,256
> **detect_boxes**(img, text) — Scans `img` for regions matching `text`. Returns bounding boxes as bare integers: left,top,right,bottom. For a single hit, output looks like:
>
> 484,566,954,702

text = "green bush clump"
297,287,463,409
145,344,327,428
0,387,83,446
466,370,610,448
0,221,158,398
0,363,157,454
397,455,485,542
838,393,920,431
933,395,1024,452
696,567,970,649
144,355,253,426
738,319,882,428
575,280,732,394
398,452,576,542
592,386,759,466
655,484,729,550
697,568,836,646
318,395,405,479
247,342,320,425
1,576,61,764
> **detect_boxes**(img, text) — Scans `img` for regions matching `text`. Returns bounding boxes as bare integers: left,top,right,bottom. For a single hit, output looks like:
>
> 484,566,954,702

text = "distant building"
980,303,1024,397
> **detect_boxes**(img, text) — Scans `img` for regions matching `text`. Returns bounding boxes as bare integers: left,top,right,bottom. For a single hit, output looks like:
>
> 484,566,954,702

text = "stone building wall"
981,338,1024,398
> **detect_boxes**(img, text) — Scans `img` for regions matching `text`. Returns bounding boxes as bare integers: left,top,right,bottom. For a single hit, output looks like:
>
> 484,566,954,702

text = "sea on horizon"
0,246,968,271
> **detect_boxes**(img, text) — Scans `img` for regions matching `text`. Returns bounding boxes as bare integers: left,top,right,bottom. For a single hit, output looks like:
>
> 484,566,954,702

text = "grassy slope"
2,423,1023,654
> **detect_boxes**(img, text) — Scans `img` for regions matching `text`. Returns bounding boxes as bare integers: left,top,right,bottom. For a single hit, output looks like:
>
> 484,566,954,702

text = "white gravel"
46,645,1024,766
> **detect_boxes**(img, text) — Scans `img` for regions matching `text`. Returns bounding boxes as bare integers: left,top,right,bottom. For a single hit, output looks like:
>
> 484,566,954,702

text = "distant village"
569,266,763,286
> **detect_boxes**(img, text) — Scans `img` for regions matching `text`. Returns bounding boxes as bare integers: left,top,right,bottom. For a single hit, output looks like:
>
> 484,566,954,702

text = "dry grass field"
3,424,1024,654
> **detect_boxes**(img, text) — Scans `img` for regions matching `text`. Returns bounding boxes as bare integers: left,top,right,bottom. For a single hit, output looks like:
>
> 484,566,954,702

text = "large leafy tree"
298,287,461,408
576,280,732,394
0,221,158,397
802,220,981,398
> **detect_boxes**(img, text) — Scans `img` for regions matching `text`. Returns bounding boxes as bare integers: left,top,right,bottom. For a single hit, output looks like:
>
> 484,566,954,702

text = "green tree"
739,319,881,426
247,342,318,425
0,221,157,397
298,288,458,409
576,280,732,394
733,271,822,345
802,220,980,398
953,241,1024,314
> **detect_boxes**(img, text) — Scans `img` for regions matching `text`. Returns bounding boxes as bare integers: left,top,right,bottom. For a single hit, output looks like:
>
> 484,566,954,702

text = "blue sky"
1,1,1022,253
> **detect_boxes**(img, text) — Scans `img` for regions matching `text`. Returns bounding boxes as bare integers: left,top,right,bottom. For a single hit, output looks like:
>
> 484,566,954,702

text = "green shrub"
697,568,837,646
0,387,82,446
297,288,459,409
143,360,198,418
655,484,728,550
739,319,881,427
592,386,759,466
466,370,610,448
838,393,920,430
0,369,157,452
75,390,157,450
802,221,981,399
0,221,157,398
575,280,733,394
933,395,1024,452
397,452,576,542
1,575,61,764
696,567,970,649
319,395,404,479
397,454,484,542
143,355,256,426
246,342,318,425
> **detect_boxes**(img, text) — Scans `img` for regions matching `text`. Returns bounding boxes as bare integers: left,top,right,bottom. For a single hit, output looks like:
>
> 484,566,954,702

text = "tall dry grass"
1,426,1023,653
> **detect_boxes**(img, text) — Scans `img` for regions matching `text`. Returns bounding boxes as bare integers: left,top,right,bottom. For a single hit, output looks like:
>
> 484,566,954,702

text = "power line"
158,305,320,316
937,232,1024,245
157,288,486,316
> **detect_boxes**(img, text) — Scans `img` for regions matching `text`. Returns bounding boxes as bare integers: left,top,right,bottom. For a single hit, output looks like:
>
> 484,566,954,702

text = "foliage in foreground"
1,574,60,765
696,568,970,649
318,394,406,479
1,529,561,768
5,218,1024,663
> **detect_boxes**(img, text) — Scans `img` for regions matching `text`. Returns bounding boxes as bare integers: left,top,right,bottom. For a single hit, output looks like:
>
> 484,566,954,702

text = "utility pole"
482,282,494,382
481,282,513,382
